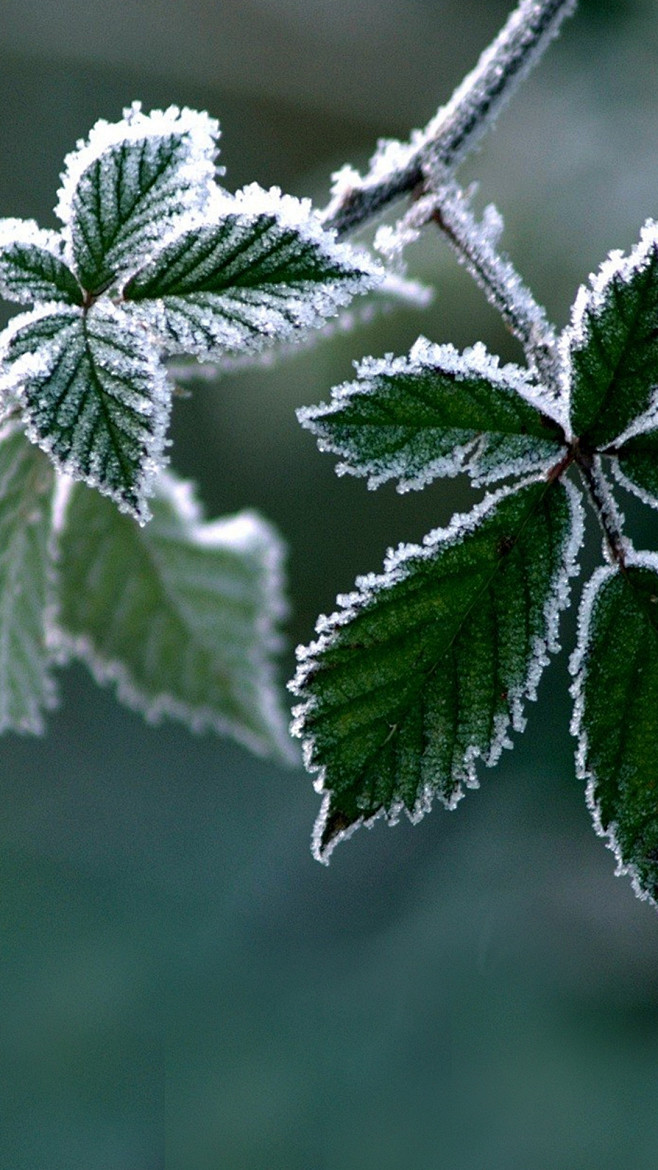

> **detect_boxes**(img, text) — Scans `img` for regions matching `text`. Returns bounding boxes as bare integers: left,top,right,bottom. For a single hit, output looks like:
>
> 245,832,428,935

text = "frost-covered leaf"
0,302,171,522
572,556,658,906
299,337,564,492
0,220,82,306
123,185,378,359
566,221,658,448
167,271,433,379
292,476,582,862
0,418,57,733
51,472,294,760
58,104,220,295
608,428,658,511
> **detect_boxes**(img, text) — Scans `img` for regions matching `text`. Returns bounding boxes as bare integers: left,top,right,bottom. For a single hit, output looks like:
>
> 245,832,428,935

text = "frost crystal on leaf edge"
560,217,658,443
0,301,173,524
49,470,297,762
55,103,221,228
291,474,584,863
298,335,561,493
569,549,658,908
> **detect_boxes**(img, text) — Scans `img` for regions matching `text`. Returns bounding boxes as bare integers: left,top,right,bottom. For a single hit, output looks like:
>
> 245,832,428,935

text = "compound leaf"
51,472,294,761
58,104,220,296
0,220,82,306
0,419,57,733
123,185,378,359
572,557,658,906
566,220,658,448
292,476,582,862
299,337,564,492
0,302,171,522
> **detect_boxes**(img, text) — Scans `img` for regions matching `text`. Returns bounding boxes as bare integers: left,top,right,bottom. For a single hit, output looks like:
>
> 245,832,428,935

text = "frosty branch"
292,0,658,912
322,0,576,238
0,0,657,914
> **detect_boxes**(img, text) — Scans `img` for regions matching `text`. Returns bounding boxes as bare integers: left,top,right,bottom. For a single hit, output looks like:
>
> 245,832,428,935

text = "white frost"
55,103,221,228
49,468,296,762
0,218,73,305
569,549,658,908
560,218,658,442
0,218,65,257
126,189,381,362
324,0,576,228
0,301,173,524
299,334,563,493
292,473,582,862
430,182,562,397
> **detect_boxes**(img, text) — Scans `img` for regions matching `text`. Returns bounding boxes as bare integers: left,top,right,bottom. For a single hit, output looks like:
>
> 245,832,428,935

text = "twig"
430,184,561,387
322,0,577,239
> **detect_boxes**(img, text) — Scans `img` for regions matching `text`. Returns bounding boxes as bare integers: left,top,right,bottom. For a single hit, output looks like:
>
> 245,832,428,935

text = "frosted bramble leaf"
572,556,658,906
607,427,658,512
51,472,294,761
299,337,565,492
167,271,433,379
291,476,582,862
0,302,171,522
58,104,220,295
0,418,58,733
0,219,82,306
123,184,379,359
565,220,658,448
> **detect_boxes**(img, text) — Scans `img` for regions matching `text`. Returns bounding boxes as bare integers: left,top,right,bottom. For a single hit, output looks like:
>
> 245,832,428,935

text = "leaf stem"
576,451,628,568
321,0,577,239
430,184,560,385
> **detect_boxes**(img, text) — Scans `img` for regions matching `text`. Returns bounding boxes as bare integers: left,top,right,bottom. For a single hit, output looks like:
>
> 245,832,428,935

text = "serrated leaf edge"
609,453,658,514
291,474,584,863
0,218,76,306
48,472,297,762
123,183,382,360
298,335,563,493
0,301,173,524
560,217,658,443
55,103,221,240
209,183,382,278
569,550,658,908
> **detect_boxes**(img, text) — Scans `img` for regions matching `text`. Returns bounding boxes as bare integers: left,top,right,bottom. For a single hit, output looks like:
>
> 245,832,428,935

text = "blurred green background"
0,0,658,1166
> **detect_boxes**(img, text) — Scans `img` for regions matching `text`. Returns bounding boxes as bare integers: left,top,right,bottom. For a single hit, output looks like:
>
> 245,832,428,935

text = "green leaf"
299,338,565,491
567,220,658,448
0,302,171,522
608,427,658,511
0,220,82,306
51,472,294,761
57,105,220,296
123,188,378,359
572,558,658,906
0,419,57,733
292,477,582,861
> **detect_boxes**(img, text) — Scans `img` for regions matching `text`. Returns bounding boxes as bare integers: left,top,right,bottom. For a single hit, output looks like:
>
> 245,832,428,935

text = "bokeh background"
0,0,657,1166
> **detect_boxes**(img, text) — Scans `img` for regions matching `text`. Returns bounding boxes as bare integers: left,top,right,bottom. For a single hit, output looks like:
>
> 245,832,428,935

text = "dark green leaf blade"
123,189,378,359
572,558,658,907
292,477,582,861
0,303,171,521
57,105,220,295
608,426,658,511
0,221,82,306
299,337,565,491
567,221,658,447
51,472,294,761
0,418,57,732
